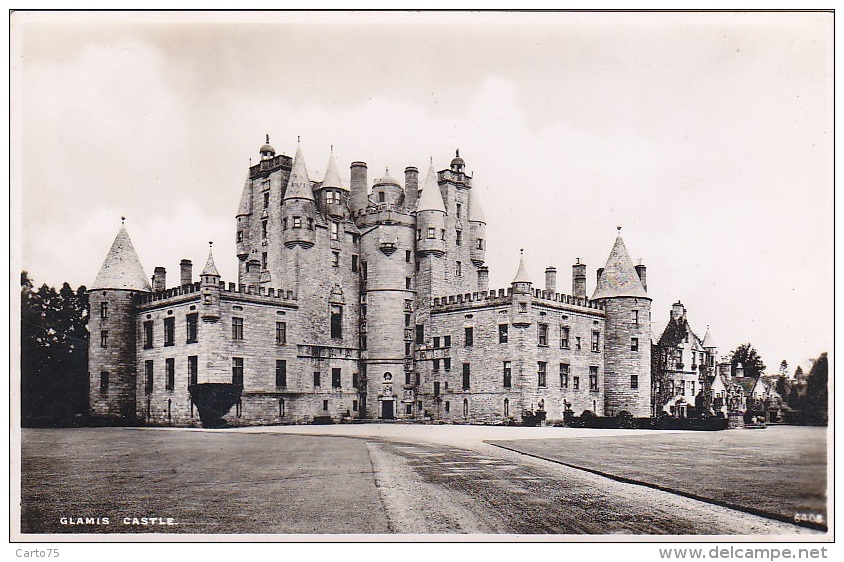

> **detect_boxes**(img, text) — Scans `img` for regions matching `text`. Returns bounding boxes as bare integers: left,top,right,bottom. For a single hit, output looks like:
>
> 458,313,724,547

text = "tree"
730,343,766,380
804,353,828,425
775,375,789,400
794,365,804,381
20,271,89,426
779,360,788,377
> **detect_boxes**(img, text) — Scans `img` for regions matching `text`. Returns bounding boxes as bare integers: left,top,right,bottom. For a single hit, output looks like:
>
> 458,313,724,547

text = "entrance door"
381,400,394,420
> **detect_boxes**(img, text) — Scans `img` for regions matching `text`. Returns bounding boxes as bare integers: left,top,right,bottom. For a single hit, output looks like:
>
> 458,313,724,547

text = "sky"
11,10,833,375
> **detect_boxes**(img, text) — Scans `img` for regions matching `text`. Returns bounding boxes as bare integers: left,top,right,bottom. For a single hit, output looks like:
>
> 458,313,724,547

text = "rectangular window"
144,320,152,349
415,324,424,344
100,301,108,319
232,358,244,385
444,358,451,371
313,371,321,387
166,358,175,390
444,335,451,348
538,362,547,387
591,331,600,352
262,252,268,269
560,326,570,349
232,317,244,340
691,380,696,395
353,400,358,411
456,203,462,218
499,324,508,344
679,380,685,395
274,360,286,387
455,261,462,277
291,216,301,229
352,255,359,272
632,310,639,324
440,229,446,240
405,250,411,263
186,313,198,343
405,342,411,356
188,356,198,386
330,305,342,339
464,326,473,347
262,220,268,239
631,337,639,351
332,252,340,267
456,230,462,246
462,363,470,390
307,217,314,230
100,330,108,348
427,227,435,239
164,317,175,346
144,360,153,394
323,399,329,411
433,336,440,348
433,359,440,372
99,371,109,392
352,372,360,388
362,262,368,281
237,230,244,242
405,277,412,289
434,381,440,396
332,368,341,389
276,321,287,344
282,218,288,230
538,323,548,346
263,191,270,208
589,366,598,391
476,238,484,250
445,401,450,413
575,336,582,350
573,376,580,390
503,361,512,388
331,221,339,241
560,363,569,388
631,375,639,389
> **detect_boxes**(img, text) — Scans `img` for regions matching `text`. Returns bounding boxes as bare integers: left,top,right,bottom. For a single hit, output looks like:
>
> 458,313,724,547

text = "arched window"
463,398,469,417
504,398,509,417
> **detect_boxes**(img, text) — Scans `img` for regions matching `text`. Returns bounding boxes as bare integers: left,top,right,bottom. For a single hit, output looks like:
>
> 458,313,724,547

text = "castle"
88,137,654,426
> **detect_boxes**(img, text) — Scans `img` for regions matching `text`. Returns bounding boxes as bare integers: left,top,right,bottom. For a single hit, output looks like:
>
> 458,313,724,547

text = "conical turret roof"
92,224,151,291
512,251,531,284
468,187,485,223
416,164,446,213
702,325,716,348
237,176,252,216
591,232,648,299
202,245,220,277
321,150,346,190
283,144,314,202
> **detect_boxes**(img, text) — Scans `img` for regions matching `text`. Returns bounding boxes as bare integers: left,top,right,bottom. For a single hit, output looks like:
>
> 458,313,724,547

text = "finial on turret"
209,241,213,248
456,149,460,158
266,133,270,144
520,248,524,255
330,144,333,153
430,156,433,165
297,135,300,143
617,225,622,232
120,216,125,225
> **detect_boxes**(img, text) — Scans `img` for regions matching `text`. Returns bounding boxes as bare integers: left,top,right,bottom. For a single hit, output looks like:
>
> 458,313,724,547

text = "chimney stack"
635,261,647,292
544,266,557,295
477,265,489,292
180,259,193,286
404,166,419,210
572,258,587,298
349,161,369,214
152,266,166,292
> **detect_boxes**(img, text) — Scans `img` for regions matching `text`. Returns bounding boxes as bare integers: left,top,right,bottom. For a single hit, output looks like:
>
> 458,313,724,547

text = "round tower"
510,250,533,327
200,243,222,323
281,144,317,248
592,228,652,417
89,221,151,421
415,163,447,257
316,148,350,220
371,169,404,207
468,186,486,269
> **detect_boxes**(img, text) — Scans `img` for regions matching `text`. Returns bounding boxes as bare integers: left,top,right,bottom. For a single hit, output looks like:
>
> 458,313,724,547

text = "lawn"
20,428,389,534
490,426,828,530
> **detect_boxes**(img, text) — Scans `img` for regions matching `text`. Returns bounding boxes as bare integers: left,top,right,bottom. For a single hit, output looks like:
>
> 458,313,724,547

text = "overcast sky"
12,11,833,374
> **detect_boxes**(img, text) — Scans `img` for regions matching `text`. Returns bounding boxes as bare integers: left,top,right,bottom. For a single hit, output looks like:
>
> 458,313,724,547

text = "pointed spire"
702,325,716,349
236,175,252,216
202,242,220,277
513,249,531,283
468,187,485,223
283,144,314,202
416,163,446,213
591,231,648,299
92,223,151,291
321,149,344,190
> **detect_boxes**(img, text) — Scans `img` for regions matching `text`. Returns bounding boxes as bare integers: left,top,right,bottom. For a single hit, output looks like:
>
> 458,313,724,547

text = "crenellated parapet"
137,280,297,309
430,287,605,312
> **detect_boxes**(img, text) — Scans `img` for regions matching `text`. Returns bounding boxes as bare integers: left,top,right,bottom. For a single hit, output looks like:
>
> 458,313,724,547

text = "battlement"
137,281,297,308
248,153,292,179
353,204,415,227
438,169,472,187
430,287,604,312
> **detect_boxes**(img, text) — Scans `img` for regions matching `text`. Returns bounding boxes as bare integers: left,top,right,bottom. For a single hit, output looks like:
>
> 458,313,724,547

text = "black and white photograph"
10,8,833,553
